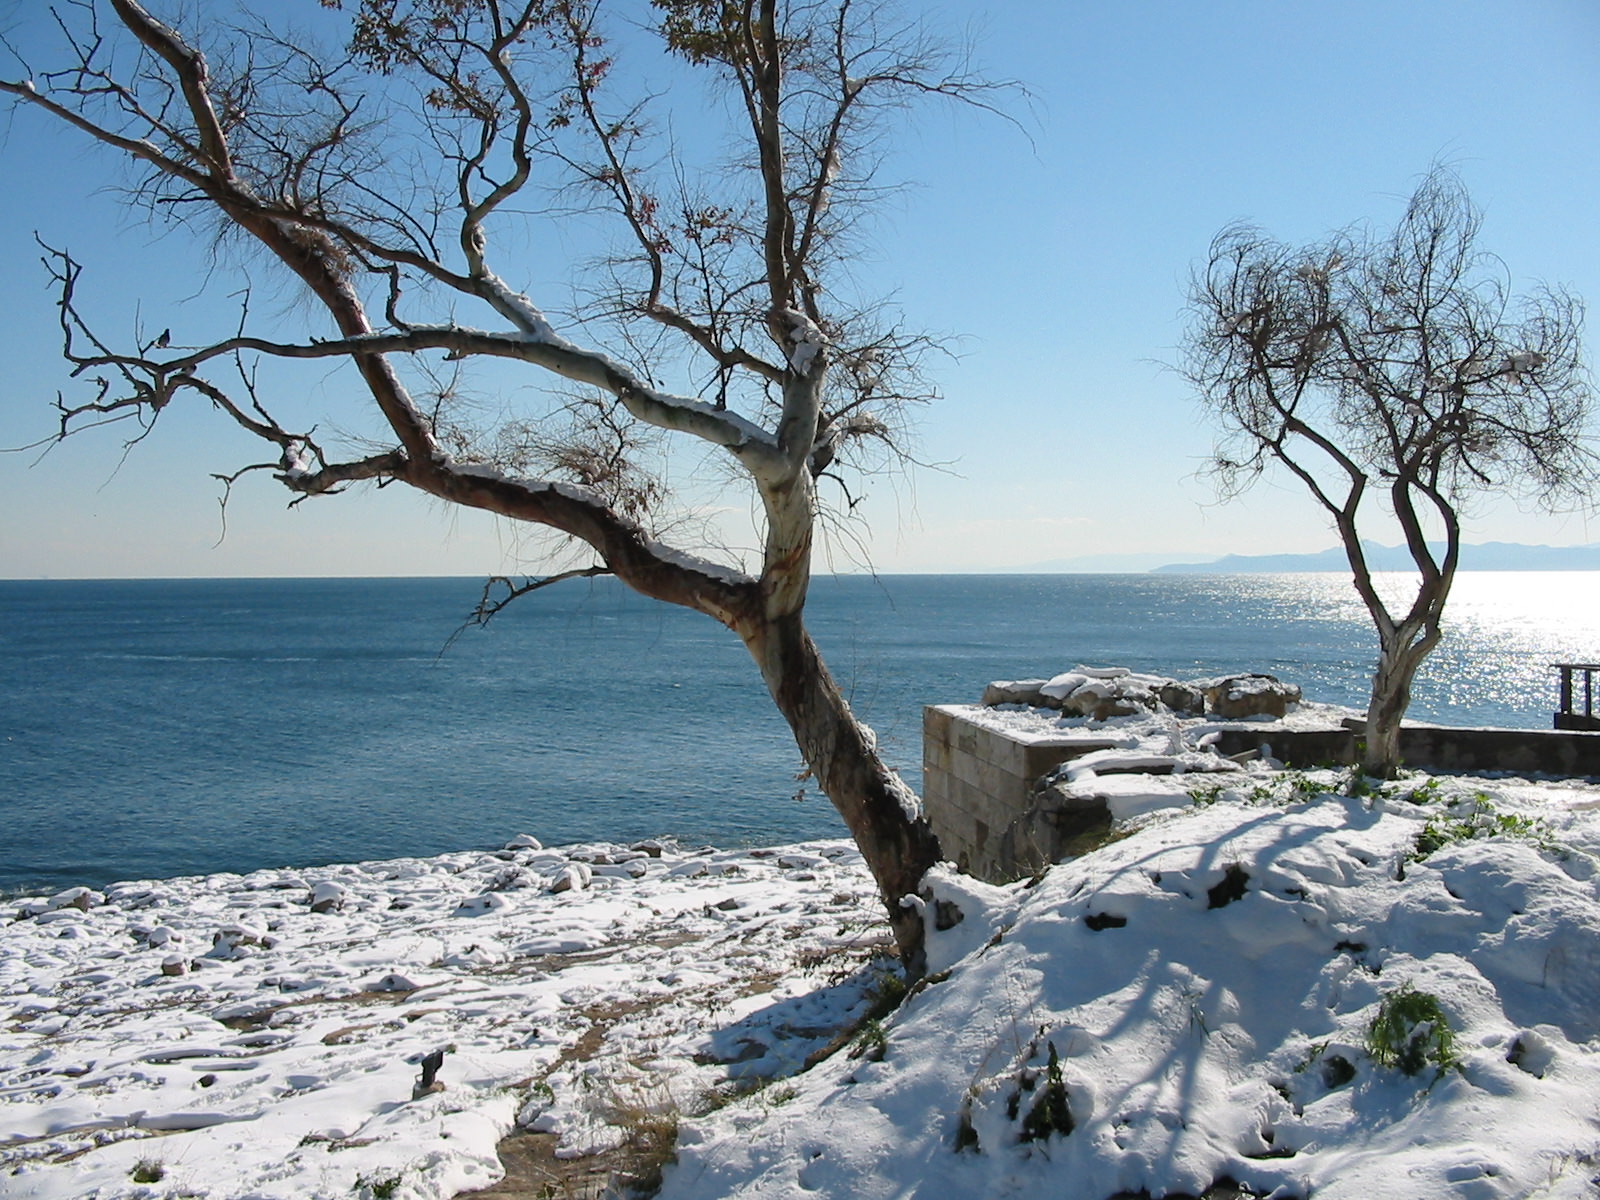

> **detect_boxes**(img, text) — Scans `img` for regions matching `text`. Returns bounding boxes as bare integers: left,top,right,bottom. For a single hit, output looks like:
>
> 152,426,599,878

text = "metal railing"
1553,663,1600,730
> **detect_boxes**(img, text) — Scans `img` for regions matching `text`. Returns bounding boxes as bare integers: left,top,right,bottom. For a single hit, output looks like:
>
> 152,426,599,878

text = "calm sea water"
3,572,1597,894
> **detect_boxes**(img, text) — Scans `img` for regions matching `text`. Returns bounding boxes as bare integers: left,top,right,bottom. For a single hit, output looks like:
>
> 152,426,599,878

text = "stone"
982,679,1051,707
454,893,515,917
1159,681,1206,715
46,887,99,913
996,783,1116,877
308,881,349,914
547,862,592,894
210,925,268,957
1201,674,1302,719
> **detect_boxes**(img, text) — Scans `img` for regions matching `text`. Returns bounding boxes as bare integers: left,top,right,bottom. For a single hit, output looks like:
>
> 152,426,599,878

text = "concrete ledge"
1212,723,1600,776
927,703,1600,884
922,705,1125,881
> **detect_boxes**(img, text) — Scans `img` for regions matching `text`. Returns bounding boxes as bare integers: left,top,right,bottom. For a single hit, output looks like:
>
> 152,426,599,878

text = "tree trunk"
740,610,944,974
1361,632,1429,778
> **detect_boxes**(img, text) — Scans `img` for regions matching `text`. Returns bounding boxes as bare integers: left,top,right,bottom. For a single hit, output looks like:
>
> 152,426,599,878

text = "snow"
0,839,889,1200
780,309,827,376
955,698,1359,746
7,772,1600,1200
658,773,1600,1200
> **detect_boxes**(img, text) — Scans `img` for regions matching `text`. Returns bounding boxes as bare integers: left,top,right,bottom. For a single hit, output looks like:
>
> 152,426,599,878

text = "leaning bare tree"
1,0,1002,969
1185,169,1596,777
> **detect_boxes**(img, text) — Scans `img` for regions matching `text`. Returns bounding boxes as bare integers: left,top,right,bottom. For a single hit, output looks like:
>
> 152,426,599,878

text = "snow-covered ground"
0,839,891,1199
663,771,1600,1200
6,768,1600,1200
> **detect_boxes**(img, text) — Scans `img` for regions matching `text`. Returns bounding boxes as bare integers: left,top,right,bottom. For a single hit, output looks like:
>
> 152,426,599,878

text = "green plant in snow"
1365,985,1458,1077
355,1172,403,1200
1285,772,1338,804
862,966,908,1021
1018,1043,1074,1142
1187,772,1313,809
1390,776,1445,805
130,1159,165,1184
851,1019,888,1061
1409,795,1556,863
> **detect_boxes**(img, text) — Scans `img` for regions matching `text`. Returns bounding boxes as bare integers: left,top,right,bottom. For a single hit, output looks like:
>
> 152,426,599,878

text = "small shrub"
1366,985,1458,1077
130,1159,165,1184
1342,767,1380,799
851,1019,887,1061
862,967,907,1022
597,1079,682,1196
1288,773,1338,804
1018,1043,1073,1143
1392,777,1445,806
355,1172,403,1200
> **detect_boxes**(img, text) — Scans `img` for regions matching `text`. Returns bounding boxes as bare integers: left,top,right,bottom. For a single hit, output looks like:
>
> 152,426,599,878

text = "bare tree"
1185,168,1596,777
1,0,1008,970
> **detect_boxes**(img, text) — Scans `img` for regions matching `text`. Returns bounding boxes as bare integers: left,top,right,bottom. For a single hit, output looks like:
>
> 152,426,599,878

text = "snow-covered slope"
660,774,1600,1200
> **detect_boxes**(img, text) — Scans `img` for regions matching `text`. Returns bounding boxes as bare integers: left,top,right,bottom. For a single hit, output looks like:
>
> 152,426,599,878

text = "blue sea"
4,572,1598,895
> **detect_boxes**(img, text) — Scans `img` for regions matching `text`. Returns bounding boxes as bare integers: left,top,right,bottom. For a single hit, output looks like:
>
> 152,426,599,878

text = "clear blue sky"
2,0,1598,578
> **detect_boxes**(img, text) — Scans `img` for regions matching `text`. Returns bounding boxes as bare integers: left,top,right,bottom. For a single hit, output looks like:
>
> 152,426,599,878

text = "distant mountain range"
1153,541,1600,573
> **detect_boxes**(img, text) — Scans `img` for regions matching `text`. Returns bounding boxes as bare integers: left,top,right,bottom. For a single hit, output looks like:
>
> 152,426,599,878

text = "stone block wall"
1211,723,1600,775
928,705,1600,884
922,705,1120,882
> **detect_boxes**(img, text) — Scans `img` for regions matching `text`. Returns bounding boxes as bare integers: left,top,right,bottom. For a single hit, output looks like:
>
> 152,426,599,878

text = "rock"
454,892,515,917
1046,670,1164,721
46,887,100,913
373,972,424,993
997,784,1116,876
211,925,268,956
982,679,1050,707
504,834,543,850
1159,681,1206,715
1038,672,1089,706
993,666,1298,721
1507,1028,1557,1077
161,956,189,977
547,862,592,894
308,881,349,914
630,839,666,858
1201,673,1302,719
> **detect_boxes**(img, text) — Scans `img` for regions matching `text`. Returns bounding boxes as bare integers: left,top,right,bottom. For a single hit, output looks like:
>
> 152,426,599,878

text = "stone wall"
921,705,1123,882
927,705,1600,883
1210,722,1600,775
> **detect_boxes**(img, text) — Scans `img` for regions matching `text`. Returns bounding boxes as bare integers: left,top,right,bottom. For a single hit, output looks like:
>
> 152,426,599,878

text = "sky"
2,0,1599,578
